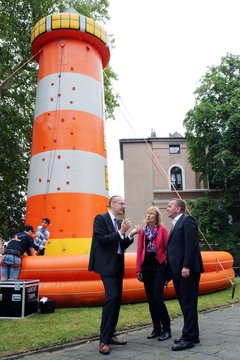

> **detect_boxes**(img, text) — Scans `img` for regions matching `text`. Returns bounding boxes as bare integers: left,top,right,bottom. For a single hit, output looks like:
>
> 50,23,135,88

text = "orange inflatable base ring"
19,251,234,307
36,267,234,307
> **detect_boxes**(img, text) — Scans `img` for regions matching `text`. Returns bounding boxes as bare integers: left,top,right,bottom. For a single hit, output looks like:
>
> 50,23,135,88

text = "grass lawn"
0,278,239,357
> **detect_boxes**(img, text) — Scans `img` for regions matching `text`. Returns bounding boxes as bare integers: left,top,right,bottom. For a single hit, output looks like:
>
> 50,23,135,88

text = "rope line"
0,50,42,89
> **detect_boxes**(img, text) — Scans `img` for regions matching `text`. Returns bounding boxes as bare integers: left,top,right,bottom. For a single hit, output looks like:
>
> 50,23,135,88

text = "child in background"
34,218,50,255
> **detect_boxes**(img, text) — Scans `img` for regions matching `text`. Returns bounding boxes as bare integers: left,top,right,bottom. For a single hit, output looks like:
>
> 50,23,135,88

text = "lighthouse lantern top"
31,11,110,68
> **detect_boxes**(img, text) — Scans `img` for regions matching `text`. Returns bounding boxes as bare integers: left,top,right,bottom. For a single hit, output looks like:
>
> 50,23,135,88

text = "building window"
170,166,183,190
169,144,180,154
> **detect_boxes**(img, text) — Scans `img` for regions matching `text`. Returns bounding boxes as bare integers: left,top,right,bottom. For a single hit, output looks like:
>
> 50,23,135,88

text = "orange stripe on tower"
26,193,108,239
31,111,105,157
37,38,103,82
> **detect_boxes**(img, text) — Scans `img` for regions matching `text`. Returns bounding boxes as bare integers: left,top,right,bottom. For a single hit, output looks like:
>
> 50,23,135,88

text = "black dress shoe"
172,339,194,351
147,330,161,339
174,337,200,344
158,331,172,341
109,336,127,345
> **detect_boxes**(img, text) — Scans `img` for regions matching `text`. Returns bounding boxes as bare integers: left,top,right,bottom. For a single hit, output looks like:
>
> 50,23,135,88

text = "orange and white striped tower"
25,8,110,255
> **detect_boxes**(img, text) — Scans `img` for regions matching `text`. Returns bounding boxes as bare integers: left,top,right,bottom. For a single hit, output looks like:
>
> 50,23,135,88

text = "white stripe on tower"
27,150,108,197
34,73,104,119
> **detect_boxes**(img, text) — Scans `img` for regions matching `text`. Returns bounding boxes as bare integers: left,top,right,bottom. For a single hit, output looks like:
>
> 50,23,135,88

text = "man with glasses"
88,195,141,355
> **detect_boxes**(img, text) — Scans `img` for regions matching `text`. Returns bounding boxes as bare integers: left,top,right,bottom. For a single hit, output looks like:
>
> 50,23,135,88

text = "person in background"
0,237,4,255
0,225,35,280
136,206,171,341
34,218,50,255
88,195,141,355
166,199,204,351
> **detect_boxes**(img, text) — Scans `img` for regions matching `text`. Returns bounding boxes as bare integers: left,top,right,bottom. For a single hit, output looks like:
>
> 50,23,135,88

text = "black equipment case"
0,280,39,319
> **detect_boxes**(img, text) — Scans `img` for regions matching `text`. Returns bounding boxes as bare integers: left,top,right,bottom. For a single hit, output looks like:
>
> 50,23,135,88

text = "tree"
184,53,240,253
0,0,118,239
187,197,236,254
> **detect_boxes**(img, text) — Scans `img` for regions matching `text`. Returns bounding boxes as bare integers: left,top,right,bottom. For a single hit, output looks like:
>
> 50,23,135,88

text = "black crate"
39,300,56,313
0,280,39,319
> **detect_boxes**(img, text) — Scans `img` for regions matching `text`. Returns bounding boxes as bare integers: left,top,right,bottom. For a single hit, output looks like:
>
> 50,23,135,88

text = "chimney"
151,128,156,137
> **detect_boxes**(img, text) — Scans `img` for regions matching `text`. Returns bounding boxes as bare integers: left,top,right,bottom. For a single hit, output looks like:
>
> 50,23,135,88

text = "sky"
104,0,240,196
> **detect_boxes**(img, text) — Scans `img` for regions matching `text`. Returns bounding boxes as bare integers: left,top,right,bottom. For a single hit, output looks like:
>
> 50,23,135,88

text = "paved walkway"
5,302,240,360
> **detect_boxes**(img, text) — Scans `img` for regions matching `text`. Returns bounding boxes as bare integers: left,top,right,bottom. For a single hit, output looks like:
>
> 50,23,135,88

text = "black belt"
4,249,21,257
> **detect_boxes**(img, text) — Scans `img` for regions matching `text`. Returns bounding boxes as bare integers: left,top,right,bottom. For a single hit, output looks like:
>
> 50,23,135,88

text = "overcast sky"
104,0,240,196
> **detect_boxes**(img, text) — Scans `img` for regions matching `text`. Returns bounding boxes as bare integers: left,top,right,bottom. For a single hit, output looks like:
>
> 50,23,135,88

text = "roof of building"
119,132,186,160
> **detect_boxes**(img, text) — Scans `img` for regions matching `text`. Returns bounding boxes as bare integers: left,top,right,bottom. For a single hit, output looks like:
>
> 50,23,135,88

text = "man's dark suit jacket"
167,214,204,279
88,212,133,276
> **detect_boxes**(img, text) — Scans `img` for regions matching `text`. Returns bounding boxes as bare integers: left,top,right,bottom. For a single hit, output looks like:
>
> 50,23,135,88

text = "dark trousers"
142,261,171,333
173,272,200,341
33,245,45,255
100,257,123,343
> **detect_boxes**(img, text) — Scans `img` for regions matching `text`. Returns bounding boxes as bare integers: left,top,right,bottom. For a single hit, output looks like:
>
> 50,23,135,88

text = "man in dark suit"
88,195,140,355
166,199,204,351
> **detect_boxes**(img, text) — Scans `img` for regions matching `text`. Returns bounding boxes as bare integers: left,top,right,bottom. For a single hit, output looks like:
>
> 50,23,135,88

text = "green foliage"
184,54,240,252
104,65,120,120
184,54,240,195
0,0,118,239
67,0,110,21
187,197,237,254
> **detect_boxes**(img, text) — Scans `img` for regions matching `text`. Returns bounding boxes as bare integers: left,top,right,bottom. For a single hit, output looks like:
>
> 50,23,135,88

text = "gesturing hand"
120,218,132,235
129,224,142,237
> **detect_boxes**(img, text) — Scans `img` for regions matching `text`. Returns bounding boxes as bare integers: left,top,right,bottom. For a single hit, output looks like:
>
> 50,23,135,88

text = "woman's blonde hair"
145,206,162,226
